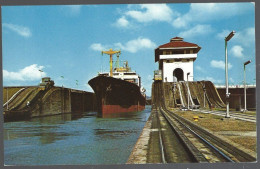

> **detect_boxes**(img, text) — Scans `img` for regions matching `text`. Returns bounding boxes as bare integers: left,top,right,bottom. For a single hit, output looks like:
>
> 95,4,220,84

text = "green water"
4,106,151,165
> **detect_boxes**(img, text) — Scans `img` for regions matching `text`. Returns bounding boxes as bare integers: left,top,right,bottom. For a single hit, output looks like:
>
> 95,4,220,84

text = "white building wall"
160,53,197,60
162,60,194,82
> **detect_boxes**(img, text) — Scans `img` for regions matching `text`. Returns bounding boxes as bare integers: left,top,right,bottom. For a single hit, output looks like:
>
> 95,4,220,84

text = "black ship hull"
88,76,146,114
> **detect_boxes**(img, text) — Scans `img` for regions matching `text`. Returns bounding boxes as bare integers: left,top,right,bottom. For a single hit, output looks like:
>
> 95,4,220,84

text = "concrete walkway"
193,109,256,123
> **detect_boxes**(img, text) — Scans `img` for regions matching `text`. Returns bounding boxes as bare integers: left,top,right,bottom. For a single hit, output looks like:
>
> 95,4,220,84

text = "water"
3,105,151,165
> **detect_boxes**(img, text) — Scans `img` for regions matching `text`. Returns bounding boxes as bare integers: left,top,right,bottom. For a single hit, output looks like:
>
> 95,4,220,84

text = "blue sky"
2,3,255,96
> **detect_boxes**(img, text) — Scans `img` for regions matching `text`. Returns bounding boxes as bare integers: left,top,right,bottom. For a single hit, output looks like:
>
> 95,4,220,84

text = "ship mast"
102,48,121,77
115,52,121,69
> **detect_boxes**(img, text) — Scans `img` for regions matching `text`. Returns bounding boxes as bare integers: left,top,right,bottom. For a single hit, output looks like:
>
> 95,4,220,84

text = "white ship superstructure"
98,61,141,87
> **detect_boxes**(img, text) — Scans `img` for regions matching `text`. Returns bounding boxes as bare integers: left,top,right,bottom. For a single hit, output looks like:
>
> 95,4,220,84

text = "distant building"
155,37,201,82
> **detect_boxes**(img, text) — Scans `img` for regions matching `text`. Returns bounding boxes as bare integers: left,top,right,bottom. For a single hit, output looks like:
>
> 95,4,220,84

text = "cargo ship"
88,49,146,114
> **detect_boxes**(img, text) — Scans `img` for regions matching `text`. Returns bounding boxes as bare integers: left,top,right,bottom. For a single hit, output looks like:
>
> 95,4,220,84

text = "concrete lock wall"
32,88,97,117
71,91,96,113
158,81,225,109
31,88,72,117
3,86,97,121
217,87,256,110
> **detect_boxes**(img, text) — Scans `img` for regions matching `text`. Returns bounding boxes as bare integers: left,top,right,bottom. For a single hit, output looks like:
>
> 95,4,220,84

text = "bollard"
193,116,199,122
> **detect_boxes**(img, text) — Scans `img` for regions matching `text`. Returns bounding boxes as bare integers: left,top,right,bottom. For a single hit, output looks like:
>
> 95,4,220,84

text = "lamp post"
225,31,235,118
39,69,43,79
243,60,251,112
61,76,64,87
187,72,190,110
76,80,79,89
6,87,9,110
203,82,206,108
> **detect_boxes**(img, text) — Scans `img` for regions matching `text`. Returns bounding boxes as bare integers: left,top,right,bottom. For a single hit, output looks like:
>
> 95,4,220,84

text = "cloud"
230,45,244,58
3,64,46,81
229,77,235,83
125,4,174,23
3,23,32,38
90,37,156,53
216,29,231,40
66,5,82,16
90,43,108,51
195,66,205,72
172,3,252,28
178,24,213,38
116,16,129,27
210,60,232,70
217,27,255,46
234,27,255,46
114,37,156,53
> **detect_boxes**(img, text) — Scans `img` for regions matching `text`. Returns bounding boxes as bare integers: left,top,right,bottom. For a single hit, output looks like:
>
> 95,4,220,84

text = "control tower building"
155,37,201,82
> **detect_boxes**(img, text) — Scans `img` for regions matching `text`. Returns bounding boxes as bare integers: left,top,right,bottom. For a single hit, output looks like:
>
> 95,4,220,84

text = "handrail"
177,83,185,108
3,88,26,107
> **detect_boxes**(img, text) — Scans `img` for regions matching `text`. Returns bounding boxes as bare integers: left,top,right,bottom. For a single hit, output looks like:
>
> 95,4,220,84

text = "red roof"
171,36,183,40
158,37,200,48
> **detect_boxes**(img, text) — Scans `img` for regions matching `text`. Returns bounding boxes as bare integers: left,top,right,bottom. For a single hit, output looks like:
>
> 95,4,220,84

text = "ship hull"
88,76,146,114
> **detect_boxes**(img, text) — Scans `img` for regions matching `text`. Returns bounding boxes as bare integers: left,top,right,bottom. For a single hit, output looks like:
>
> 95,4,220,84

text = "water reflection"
94,129,128,139
99,111,146,122
4,106,151,165
4,112,89,143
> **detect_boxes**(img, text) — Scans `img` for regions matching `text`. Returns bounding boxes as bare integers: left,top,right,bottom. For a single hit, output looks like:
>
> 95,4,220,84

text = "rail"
151,81,256,163
160,107,234,162
3,88,26,107
185,82,195,108
177,83,185,108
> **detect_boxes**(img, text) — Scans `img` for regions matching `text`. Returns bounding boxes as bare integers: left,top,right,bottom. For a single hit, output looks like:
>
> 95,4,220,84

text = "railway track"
152,106,236,163
150,81,256,163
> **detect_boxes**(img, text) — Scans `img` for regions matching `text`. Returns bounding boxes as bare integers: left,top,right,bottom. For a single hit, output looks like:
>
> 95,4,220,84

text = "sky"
2,2,256,96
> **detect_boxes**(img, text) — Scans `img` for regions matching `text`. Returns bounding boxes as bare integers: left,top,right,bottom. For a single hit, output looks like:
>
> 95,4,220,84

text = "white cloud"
217,27,255,47
3,23,32,38
210,60,232,70
229,77,235,83
3,64,46,81
172,17,188,28
114,37,156,53
116,16,129,27
178,24,213,38
66,5,82,16
90,37,156,53
90,43,108,51
234,27,255,46
126,4,174,23
195,66,205,72
216,29,231,40
230,45,244,58
173,3,252,28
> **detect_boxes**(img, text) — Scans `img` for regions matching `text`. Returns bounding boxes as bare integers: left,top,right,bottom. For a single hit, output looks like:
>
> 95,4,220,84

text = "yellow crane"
102,48,121,77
